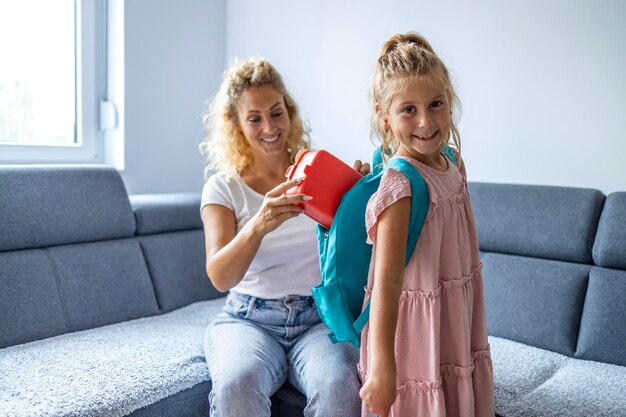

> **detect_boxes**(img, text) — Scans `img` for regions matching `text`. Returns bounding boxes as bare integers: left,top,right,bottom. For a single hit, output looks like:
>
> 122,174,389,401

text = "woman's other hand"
353,160,371,175
252,177,312,235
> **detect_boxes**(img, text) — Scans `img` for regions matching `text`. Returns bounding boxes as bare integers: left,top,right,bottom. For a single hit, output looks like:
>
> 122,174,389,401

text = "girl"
358,33,495,417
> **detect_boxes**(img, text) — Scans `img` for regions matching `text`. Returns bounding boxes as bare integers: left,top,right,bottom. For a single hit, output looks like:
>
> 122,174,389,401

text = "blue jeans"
204,291,361,417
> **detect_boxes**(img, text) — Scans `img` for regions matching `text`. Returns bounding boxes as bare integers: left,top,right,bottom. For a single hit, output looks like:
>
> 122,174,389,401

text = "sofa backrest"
469,182,605,357
0,167,220,349
469,183,604,264
592,192,626,270
0,166,159,348
0,166,136,251
130,193,222,313
472,183,626,367
576,192,626,366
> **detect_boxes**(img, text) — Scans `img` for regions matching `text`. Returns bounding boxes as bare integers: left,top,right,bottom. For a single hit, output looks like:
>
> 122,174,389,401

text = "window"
0,0,124,168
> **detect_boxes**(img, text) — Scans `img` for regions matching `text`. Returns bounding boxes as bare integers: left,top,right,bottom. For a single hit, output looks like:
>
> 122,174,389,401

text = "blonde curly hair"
371,32,462,164
200,57,310,178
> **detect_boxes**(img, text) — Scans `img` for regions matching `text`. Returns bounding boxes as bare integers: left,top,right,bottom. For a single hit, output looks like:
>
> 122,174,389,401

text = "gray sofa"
469,183,626,417
0,166,297,417
1,166,625,417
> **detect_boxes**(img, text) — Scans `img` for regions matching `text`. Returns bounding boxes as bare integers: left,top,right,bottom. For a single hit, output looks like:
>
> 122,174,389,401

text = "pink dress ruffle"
359,155,495,417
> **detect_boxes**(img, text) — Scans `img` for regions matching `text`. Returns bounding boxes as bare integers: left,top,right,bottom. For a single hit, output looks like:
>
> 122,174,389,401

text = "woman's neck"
240,153,291,194
244,153,290,178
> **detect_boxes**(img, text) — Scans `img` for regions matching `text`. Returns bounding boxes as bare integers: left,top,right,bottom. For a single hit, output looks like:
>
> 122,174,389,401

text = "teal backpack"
312,146,456,347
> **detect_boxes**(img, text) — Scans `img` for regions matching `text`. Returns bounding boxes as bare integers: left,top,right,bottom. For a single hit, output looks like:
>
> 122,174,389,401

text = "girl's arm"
201,177,307,292
360,196,411,417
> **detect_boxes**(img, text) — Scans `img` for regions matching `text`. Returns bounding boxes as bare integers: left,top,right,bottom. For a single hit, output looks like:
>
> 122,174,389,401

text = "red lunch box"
284,149,363,229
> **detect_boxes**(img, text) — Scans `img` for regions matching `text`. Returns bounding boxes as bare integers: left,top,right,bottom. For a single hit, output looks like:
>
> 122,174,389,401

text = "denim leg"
287,322,362,417
204,314,288,417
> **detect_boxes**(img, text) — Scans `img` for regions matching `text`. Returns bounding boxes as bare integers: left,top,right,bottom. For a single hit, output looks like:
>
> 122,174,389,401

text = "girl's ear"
375,103,389,131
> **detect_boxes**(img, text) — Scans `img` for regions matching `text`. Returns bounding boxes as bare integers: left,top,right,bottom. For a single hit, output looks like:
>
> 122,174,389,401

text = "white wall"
123,0,225,194
226,0,626,194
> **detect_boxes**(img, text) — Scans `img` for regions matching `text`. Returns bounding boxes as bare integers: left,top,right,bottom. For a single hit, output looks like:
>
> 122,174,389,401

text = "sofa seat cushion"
490,336,626,417
0,298,225,417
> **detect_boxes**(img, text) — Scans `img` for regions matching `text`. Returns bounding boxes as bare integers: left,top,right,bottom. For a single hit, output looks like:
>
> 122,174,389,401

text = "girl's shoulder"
365,167,412,244
367,167,412,216
379,164,413,195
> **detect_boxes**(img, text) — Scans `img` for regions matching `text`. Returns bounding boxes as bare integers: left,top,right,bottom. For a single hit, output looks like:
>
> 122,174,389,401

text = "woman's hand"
359,371,397,417
251,177,311,235
353,160,371,175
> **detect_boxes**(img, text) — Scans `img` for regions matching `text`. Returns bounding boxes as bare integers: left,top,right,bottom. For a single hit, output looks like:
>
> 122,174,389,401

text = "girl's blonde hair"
371,32,461,164
200,57,310,178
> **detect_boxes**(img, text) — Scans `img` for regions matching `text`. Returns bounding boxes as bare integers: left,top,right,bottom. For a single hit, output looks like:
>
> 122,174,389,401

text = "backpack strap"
353,157,430,334
371,146,384,176
442,145,457,166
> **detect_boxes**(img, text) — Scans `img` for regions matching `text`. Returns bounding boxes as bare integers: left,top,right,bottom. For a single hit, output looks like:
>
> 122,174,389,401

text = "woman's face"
236,85,291,162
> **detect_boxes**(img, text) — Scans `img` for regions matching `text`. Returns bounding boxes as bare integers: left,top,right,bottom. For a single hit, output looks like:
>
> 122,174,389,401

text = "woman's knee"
323,369,361,397
212,367,273,400
304,368,361,417
209,372,274,417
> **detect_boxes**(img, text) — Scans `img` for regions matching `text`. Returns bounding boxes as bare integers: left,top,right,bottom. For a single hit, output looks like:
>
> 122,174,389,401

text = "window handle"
99,100,118,131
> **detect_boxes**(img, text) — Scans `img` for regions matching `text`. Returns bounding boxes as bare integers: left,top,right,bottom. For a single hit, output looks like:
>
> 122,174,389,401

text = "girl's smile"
413,130,439,141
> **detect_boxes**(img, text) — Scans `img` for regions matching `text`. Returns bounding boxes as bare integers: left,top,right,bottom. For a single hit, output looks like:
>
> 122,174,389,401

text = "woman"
199,57,366,417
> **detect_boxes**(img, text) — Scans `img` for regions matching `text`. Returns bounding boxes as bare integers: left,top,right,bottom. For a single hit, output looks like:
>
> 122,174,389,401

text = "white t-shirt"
201,174,321,299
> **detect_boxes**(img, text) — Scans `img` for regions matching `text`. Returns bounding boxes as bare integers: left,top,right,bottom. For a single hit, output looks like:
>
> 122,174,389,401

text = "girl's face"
384,76,451,167
236,85,291,162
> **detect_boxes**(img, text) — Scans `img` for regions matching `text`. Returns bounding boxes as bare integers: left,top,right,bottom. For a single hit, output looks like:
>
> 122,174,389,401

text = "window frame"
0,0,124,167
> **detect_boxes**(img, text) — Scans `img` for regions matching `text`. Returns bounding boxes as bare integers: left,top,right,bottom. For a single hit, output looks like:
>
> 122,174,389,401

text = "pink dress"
359,155,495,417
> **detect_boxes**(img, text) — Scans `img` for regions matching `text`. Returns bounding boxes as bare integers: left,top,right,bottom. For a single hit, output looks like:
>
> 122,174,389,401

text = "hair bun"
379,32,435,58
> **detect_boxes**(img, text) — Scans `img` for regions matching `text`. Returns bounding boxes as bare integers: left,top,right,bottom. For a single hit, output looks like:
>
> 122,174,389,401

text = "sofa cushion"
592,192,626,269
576,267,626,366
0,299,225,417
515,360,626,417
46,239,159,331
490,336,626,417
468,182,604,263
0,166,136,251
130,193,202,235
482,253,589,356
139,230,222,313
0,250,68,348
489,336,567,413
